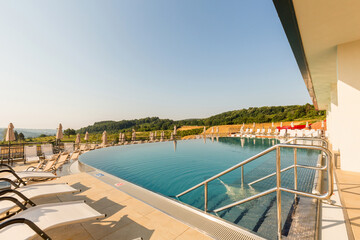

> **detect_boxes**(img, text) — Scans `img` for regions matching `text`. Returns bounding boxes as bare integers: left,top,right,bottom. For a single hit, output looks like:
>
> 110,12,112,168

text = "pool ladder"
176,137,333,239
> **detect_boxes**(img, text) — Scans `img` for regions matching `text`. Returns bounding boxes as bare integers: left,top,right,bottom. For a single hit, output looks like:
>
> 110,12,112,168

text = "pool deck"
10,164,213,240
336,169,360,240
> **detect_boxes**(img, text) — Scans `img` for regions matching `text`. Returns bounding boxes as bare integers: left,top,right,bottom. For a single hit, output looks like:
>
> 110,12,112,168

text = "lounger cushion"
6,171,59,182
0,201,104,240
0,183,79,215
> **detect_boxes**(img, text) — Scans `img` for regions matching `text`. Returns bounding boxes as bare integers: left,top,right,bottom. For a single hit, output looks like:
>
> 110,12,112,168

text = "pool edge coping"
72,158,265,240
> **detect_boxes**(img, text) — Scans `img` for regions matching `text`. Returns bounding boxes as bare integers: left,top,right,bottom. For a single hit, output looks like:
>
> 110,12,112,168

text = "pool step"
218,193,301,240
181,149,319,239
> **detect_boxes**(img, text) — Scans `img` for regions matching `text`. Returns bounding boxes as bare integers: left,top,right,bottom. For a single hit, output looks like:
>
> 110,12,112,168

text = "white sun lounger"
289,130,296,138
0,164,58,186
267,128,272,135
0,182,80,217
41,144,55,160
6,171,59,183
260,128,266,135
0,201,105,240
296,130,305,138
24,146,40,164
312,130,321,138
278,129,286,138
63,143,74,154
304,130,312,137
274,129,279,135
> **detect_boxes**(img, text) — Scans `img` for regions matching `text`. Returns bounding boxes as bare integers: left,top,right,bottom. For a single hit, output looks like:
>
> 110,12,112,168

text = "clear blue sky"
0,0,310,129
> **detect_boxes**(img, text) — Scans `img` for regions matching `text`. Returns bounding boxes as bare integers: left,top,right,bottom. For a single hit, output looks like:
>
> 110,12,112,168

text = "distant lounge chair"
26,154,60,172
63,143,74,154
0,181,80,219
0,201,105,239
288,130,296,138
278,129,286,138
296,130,305,138
304,130,312,137
267,128,272,135
24,146,40,164
69,151,80,161
0,164,59,186
79,143,89,152
52,154,70,171
312,130,321,138
41,144,55,160
260,128,266,135
244,128,250,135
274,129,279,135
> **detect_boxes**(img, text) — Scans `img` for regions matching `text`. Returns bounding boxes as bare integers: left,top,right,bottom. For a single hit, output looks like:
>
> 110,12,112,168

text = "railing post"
276,146,282,239
294,148,298,200
204,182,208,213
241,166,244,186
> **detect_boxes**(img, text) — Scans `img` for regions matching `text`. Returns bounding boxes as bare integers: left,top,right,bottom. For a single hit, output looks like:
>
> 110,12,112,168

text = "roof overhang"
273,0,360,110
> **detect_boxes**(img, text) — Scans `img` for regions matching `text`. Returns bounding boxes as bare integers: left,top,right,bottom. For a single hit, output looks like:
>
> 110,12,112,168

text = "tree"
64,128,76,137
18,132,25,141
14,131,18,141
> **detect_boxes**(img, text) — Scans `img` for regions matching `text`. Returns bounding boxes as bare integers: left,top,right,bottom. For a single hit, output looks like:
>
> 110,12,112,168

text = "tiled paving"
336,169,360,240
6,164,213,240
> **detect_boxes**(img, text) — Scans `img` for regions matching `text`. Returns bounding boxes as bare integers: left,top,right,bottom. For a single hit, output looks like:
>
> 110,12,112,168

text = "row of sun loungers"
20,143,85,165
0,151,104,239
231,128,326,138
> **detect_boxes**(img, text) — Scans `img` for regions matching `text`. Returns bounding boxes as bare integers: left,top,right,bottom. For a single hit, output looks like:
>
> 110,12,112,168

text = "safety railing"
175,137,333,239
248,138,329,187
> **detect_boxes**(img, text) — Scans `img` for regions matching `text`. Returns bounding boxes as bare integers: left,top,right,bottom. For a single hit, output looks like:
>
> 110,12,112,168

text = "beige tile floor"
6,164,213,240
336,169,360,240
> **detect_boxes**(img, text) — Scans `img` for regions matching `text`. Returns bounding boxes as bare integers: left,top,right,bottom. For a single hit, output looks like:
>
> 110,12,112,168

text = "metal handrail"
176,137,292,198
175,138,333,239
288,137,328,149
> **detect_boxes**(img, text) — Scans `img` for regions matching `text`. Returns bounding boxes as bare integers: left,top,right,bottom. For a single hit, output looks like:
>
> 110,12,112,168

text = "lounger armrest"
0,164,15,171
0,196,28,211
0,170,27,187
26,166,36,171
0,218,51,240
0,189,36,207
0,178,20,188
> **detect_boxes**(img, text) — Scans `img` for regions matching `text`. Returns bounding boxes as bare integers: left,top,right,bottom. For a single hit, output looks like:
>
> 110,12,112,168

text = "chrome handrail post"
204,182,208,213
276,146,282,239
294,148,298,199
241,166,244,187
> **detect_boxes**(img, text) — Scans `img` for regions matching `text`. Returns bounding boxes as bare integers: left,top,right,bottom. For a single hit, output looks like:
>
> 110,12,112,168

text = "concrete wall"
328,39,360,172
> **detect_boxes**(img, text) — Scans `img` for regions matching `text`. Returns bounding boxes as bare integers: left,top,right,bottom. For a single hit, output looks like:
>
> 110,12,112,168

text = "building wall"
329,39,360,171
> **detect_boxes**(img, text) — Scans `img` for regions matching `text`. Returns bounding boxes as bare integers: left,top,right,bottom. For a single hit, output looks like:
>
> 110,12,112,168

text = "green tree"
14,131,18,141
18,132,25,141
64,128,76,137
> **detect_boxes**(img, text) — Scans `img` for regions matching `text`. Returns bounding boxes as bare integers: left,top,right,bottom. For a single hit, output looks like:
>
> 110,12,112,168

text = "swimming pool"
80,137,320,239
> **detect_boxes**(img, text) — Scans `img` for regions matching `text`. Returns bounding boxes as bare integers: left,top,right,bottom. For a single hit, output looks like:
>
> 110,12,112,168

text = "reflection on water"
217,178,258,202
217,137,278,150
173,140,177,152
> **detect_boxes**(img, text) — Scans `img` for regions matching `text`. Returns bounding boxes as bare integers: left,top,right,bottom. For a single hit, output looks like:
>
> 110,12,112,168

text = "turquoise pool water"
80,137,320,239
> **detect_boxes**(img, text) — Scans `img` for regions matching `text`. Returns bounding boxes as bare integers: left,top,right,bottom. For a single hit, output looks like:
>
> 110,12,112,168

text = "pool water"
80,137,320,239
